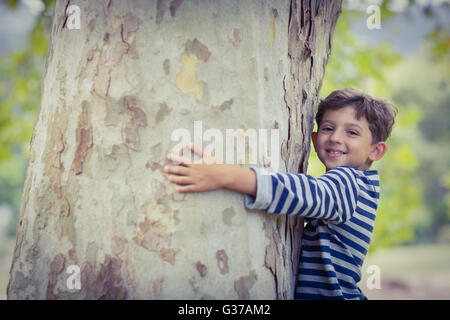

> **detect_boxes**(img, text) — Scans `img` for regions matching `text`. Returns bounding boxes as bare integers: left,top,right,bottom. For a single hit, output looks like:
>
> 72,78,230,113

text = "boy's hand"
164,143,226,193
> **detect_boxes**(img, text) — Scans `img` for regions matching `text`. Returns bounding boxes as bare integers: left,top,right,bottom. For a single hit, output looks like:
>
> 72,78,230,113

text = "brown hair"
316,88,398,143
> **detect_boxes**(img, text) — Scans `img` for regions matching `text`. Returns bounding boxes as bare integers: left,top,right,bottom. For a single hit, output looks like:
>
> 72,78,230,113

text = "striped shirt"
244,165,380,300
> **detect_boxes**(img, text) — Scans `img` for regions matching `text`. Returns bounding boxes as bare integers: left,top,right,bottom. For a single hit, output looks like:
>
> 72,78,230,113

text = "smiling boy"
164,88,397,299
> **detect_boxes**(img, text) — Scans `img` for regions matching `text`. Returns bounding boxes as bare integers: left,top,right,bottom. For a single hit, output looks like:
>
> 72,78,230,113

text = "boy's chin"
323,160,344,170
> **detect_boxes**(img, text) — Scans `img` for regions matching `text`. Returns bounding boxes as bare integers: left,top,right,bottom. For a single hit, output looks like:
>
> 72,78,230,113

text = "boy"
163,88,397,299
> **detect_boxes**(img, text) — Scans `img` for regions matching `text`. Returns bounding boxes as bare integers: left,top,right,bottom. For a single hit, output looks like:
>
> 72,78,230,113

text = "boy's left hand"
164,143,225,193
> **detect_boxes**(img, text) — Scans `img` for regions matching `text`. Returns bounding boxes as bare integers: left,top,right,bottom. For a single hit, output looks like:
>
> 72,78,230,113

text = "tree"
7,0,341,299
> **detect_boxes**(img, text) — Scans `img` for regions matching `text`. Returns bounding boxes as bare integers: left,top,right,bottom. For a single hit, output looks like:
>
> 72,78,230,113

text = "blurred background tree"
0,0,53,237
0,0,448,253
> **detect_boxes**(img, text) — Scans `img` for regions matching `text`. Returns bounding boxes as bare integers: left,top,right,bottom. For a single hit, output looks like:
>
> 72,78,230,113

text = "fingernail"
164,166,168,172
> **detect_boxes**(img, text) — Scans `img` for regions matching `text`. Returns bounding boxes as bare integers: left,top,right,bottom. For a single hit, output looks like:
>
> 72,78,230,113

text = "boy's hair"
316,88,398,143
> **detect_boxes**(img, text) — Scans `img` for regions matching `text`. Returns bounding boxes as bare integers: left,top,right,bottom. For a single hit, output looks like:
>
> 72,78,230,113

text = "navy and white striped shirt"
244,166,380,300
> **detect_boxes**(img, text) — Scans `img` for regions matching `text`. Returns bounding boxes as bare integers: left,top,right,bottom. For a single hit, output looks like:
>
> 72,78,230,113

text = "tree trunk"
8,0,341,299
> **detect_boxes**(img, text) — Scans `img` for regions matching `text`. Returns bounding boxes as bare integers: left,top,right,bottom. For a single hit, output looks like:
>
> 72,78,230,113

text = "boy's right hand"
164,143,226,193
164,143,257,196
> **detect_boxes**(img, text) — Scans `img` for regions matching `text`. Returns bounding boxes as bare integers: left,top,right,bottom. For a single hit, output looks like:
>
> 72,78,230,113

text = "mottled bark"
8,0,341,299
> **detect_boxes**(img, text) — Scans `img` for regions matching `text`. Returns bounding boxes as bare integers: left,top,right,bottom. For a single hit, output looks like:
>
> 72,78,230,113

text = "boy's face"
312,106,387,171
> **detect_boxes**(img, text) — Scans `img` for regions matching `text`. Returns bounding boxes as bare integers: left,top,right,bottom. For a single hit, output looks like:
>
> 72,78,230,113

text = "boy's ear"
368,141,388,162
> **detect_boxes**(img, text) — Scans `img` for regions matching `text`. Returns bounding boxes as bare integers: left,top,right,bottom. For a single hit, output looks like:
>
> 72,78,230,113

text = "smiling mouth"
326,149,347,158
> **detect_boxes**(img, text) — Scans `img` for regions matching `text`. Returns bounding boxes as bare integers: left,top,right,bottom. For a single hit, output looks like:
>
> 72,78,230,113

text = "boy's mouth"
325,148,347,158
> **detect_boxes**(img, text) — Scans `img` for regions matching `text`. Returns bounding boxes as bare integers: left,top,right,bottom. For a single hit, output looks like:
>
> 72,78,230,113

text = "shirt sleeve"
244,166,360,223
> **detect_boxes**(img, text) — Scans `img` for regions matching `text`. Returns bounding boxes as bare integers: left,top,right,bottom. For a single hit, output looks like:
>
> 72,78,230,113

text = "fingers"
168,143,217,165
188,142,213,159
164,165,189,176
167,175,192,185
188,143,222,164
165,151,198,193
175,185,196,193
164,165,196,192
167,153,193,166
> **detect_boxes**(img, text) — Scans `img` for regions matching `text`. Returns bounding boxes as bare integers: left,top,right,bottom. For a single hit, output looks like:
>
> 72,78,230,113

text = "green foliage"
428,27,450,61
321,9,401,97
6,0,19,9
443,173,450,221
0,1,53,236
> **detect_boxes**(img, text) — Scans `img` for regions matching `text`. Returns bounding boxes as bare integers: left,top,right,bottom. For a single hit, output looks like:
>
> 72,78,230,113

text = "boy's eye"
348,130,359,136
321,127,333,132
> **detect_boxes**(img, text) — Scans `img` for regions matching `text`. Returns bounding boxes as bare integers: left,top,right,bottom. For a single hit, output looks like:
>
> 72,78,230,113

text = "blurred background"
0,0,449,299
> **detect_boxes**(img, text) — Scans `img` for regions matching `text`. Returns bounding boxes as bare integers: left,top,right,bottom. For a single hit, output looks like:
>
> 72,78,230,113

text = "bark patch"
122,12,141,36
216,249,229,275
196,261,208,277
92,12,141,98
163,59,170,75
94,255,127,299
112,236,126,256
269,9,278,43
149,276,164,299
214,98,233,112
263,219,286,299
102,0,111,17
155,102,172,124
80,261,95,297
42,123,71,217
222,207,236,226
185,38,211,62
169,0,183,17
175,38,210,101
234,270,257,300
171,191,185,202
121,96,148,151
146,143,165,171
176,53,203,101
156,0,165,25
134,200,178,265
46,253,66,300
72,101,93,175
228,28,242,47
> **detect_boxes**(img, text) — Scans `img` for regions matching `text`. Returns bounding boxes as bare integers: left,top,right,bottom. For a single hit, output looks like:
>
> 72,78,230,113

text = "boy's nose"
329,131,343,144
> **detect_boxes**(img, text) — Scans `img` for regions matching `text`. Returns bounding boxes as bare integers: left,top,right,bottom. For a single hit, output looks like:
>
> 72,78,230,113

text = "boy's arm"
164,144,361,223
244,166,361,224
221,164,257,197
164,145,257,196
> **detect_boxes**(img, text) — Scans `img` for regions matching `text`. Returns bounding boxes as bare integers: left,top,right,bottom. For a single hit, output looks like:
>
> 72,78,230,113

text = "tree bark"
8,0,341,299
